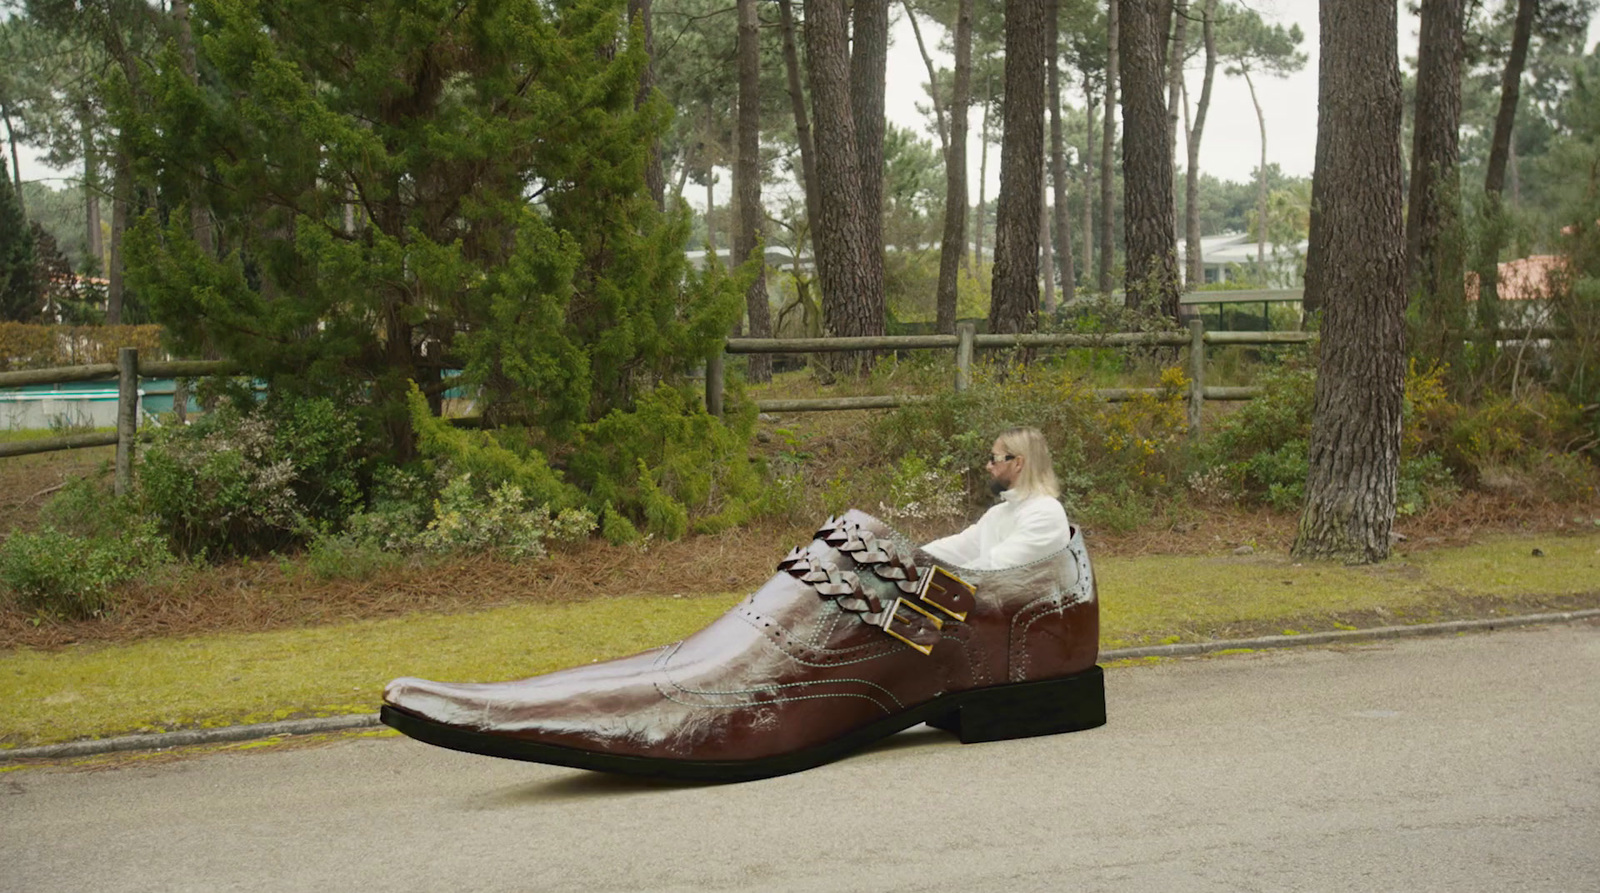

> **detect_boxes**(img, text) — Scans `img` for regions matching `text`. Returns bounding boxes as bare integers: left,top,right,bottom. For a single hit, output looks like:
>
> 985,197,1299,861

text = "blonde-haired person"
921,427,1071,570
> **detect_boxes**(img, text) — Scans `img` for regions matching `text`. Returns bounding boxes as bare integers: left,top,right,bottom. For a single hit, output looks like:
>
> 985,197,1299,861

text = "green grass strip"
3,532,1597,747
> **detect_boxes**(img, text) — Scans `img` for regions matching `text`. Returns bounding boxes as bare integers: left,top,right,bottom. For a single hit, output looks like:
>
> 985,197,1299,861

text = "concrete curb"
6,608,1599,763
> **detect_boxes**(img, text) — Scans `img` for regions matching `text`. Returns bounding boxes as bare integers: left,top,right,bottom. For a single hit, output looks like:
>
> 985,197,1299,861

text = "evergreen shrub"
0,522,169,619
567,383,762,538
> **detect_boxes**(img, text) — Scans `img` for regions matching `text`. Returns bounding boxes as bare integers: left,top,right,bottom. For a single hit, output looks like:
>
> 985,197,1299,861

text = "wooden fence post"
955,322,975,392
1187,319,1205,435
115,347,138,496
706,343,725,418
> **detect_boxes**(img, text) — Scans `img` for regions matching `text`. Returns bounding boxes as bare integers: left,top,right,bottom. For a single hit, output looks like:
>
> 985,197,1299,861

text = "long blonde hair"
996,427,1060,499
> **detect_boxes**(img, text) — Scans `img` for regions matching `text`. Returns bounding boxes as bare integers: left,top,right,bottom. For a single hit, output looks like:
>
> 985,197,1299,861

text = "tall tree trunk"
2,101,23,219
976,81,992,274
1048,0,1076,302
1244,70,1267,278
81,102,102,273
1405,0,1466,375
851,0,889,323
1083,78,1096,279
1165,0,1188,241
777,0,818,233
1293,0,1407,564
735,0,771,382
1477,0,1534,337
991,0,1049,335
106,152,130,324
628,0,666,207
1099,0,1120,294
936,0,974,334
172,0,214,258
1184,0,1217,287
1119,0,1180,319
805,0,884,367
705,173,716,252
903,0,947,153
1484,0,1534,197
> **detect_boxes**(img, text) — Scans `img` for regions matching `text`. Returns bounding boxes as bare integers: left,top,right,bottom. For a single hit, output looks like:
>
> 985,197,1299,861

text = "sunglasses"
986,453,1016,465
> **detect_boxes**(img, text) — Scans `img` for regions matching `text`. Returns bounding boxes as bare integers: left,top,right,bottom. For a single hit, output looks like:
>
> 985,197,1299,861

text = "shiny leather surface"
384,509,1098,762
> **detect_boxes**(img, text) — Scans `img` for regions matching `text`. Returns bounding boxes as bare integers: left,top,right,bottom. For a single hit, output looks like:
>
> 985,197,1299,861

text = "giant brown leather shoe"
381,509,1104,781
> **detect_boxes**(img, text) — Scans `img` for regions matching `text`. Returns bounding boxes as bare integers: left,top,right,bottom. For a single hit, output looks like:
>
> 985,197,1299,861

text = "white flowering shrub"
414,475,596,560
879,453,965,521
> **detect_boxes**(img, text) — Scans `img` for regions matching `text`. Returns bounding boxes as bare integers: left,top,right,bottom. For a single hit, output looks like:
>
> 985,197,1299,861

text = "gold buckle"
918,566,976,621
880,597,944,656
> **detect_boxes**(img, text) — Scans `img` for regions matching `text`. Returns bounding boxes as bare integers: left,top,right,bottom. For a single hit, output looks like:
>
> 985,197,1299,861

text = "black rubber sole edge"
379,666,1107,783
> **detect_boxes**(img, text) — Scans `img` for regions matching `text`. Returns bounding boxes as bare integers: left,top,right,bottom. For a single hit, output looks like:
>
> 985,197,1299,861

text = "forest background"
0,0,1598,638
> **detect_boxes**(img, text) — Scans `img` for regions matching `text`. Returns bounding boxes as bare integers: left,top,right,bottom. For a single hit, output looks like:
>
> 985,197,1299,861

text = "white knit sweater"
921,490,1071,570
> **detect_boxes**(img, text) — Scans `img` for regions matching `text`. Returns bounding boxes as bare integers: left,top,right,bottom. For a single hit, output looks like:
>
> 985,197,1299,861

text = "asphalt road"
6,622,1598,893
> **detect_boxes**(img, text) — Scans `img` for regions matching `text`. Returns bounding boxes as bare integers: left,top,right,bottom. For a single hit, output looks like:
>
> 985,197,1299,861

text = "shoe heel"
937,666,1106,744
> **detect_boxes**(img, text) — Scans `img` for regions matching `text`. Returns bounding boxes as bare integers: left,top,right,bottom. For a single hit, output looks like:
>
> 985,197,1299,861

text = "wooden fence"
0,349,233,495
2,325,1313,487
707,320,1316,433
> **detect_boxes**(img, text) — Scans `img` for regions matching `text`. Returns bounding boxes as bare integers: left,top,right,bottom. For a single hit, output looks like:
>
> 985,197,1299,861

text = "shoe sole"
380,665,1106,782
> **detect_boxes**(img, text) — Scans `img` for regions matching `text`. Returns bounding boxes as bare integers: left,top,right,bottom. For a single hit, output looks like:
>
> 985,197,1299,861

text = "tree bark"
107,152,130,324
1048,0,1076,302
1119,0,1180,319
1099,0,1120,294
81,101,102,273
1166,0,1189,242
1485,0,1534,197
804,0,885,367
976,78,992,273
2,101,22,218
1244,69,1267,276
777,0,818,231
628,0,665,208
735,0,771,382
1293,0,1407,564
1477,0,1534,335
172,0,214,259
992,0,1056,337
851,0,889,318
1184,0,1217,287
990,0,1050,335
903,1,947,153
1405,0,1465,370
1083,78,1096,279
935,0,975,334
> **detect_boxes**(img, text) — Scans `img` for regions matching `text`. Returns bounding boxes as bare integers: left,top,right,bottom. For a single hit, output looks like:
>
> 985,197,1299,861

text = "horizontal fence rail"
0,351,236,491
710,321,1314,429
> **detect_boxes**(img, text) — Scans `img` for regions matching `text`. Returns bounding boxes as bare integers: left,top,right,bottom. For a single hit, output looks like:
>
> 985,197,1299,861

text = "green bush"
406,384,577,510
599,502,642,546
0,523,169,619
304,533,405,580
567,383,761,538
137,393,372,557
415,475,595,559
1193,358,1316,506
139,408,306,556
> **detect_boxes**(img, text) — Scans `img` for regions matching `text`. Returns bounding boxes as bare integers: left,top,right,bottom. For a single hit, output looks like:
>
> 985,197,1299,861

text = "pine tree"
122,0,741,455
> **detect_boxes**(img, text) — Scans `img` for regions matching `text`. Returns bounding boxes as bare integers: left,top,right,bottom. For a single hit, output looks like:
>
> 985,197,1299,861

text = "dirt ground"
2,438,1597,653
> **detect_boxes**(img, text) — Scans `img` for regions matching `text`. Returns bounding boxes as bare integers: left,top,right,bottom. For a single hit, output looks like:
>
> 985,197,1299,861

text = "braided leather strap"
777,519,978,655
